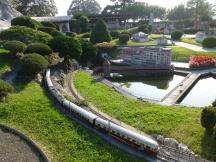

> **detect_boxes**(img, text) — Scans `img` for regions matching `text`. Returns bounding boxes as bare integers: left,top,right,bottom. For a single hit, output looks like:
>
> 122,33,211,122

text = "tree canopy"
68,0,101,15
11,0,57,16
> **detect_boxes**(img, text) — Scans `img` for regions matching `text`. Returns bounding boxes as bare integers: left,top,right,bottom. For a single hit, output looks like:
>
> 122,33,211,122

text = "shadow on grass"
201,132,216,161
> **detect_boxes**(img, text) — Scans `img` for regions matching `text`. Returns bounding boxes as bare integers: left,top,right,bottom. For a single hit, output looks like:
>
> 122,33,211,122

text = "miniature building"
195,32,206,43
152,21,175,34
122,46,172,66
157,36,168,46
132,32,150,42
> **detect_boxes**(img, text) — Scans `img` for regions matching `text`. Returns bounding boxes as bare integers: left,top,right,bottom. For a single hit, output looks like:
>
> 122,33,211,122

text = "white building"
122,46,172,66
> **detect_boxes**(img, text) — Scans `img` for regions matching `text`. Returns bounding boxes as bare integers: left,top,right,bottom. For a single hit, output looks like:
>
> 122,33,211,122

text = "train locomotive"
45,69,159,155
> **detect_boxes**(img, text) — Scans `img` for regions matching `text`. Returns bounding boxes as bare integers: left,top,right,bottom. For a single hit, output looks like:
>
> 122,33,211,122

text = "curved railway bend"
48,69,212,162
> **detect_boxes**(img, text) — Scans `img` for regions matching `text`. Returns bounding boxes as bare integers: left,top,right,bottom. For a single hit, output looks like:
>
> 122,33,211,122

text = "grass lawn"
111,39,158,46
181,37,202,47
0,82,143,162
171,46,216,62
0,49,12,75
74,71,216,161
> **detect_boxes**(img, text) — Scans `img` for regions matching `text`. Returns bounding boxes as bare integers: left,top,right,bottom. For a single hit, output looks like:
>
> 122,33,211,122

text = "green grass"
171,46,216,62
181,37,202,46
74,71,216,161
149,34,171,39
111,39,158,46
0,82,143,162
0,49,12,75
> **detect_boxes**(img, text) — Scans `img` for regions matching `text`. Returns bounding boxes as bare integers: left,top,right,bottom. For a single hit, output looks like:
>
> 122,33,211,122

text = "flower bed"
189,56,216,68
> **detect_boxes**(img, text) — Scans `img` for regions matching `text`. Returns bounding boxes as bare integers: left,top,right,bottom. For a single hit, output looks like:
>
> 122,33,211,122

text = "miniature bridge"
162,73,201,105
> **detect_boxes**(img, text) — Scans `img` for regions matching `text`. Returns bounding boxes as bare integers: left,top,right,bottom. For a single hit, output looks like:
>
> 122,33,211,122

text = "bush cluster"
0,79,14,101
4,40,26,55
66,32,77,37
119,34,130,44
110,31,120,39
171,31,183,40
11,16,41,29
202,37,216,48
41,21,57,29
0,26,52,45
20,53,48,75
38,27,63,37
25,43,52,56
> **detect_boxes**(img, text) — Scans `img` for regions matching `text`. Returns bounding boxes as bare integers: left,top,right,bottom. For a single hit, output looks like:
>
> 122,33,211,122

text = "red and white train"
45,69,159,155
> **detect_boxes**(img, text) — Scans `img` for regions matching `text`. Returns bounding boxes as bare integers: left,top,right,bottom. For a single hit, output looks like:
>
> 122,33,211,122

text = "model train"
45,69,159,155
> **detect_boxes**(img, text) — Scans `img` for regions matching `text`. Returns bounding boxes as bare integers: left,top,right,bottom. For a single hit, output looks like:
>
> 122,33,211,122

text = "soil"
0,128,41,162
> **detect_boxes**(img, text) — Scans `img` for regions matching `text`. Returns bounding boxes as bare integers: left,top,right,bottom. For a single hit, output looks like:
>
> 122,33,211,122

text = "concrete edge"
0,123,49,162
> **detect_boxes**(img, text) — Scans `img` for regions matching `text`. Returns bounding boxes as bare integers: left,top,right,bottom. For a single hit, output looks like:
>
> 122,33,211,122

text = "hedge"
119,34,130,44
4,40,27,55
11,16,42,29
25,43,52,56
202,37,216,48
20,53,48,75
171,31,183,40
0,26,53,45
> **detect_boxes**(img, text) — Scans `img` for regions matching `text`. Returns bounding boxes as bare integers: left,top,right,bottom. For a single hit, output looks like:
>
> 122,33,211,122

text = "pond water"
180,77,216,107
110,75,185,101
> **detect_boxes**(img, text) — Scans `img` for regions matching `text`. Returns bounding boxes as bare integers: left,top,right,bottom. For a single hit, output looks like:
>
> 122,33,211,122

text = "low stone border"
0,124,49,162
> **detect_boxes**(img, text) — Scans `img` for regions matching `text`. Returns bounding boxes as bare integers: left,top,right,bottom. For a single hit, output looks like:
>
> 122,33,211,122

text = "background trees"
11,0,57,16
68,0,101,15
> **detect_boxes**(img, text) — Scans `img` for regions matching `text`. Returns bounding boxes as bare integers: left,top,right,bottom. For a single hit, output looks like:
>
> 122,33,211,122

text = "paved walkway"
174,41,216,52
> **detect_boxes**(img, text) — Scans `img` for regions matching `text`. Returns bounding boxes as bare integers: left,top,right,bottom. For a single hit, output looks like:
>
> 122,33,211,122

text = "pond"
180,77,216,107
110,75,185,101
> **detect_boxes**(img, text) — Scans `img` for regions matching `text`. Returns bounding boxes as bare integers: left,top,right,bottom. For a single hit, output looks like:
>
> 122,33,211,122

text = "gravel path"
0,128,41,162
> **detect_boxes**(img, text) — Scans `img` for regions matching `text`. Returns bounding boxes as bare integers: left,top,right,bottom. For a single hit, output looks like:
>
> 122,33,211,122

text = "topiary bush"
25,43,52,56
20,53,48,76
49,36,82,61
90,20,111,44
202,37,216,48
41,21,57,29
37,27,63,37
119,34,130,44
11,16,42,29
3,40,26,55
0,79,14,102
121,31,132,38
66,32,77,37
171,31,183,40
201,107,216,135
96,42,117,54
138,25,149,33
79,39,98,66
110,31,120,39
0,26,53,45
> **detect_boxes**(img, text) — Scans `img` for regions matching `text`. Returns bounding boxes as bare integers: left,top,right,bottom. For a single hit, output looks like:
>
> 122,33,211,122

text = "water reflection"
180,77,216,107
110,75,185,101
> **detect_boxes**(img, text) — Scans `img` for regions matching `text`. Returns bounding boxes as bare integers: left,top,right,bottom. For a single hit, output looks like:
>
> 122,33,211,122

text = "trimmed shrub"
138,25,149,33
202,37,216,48
90,20,111,44
80,32,91,38
110,31,120,39
41,21,57,29
11,16,41,29
121,31,132,38
201,107,216,135
3,40,26,55
20,53,48,75
79,39,98,65
0,79,14,101
171,31,183,40
37,27,63,37
25,43,52,56
0,26,53,45
96,42,117,54
66,32,77,37
49,36,82,60
119,34,130,44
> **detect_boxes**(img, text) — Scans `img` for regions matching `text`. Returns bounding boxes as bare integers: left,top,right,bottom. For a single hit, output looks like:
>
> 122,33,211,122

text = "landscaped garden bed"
189,56,216,68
